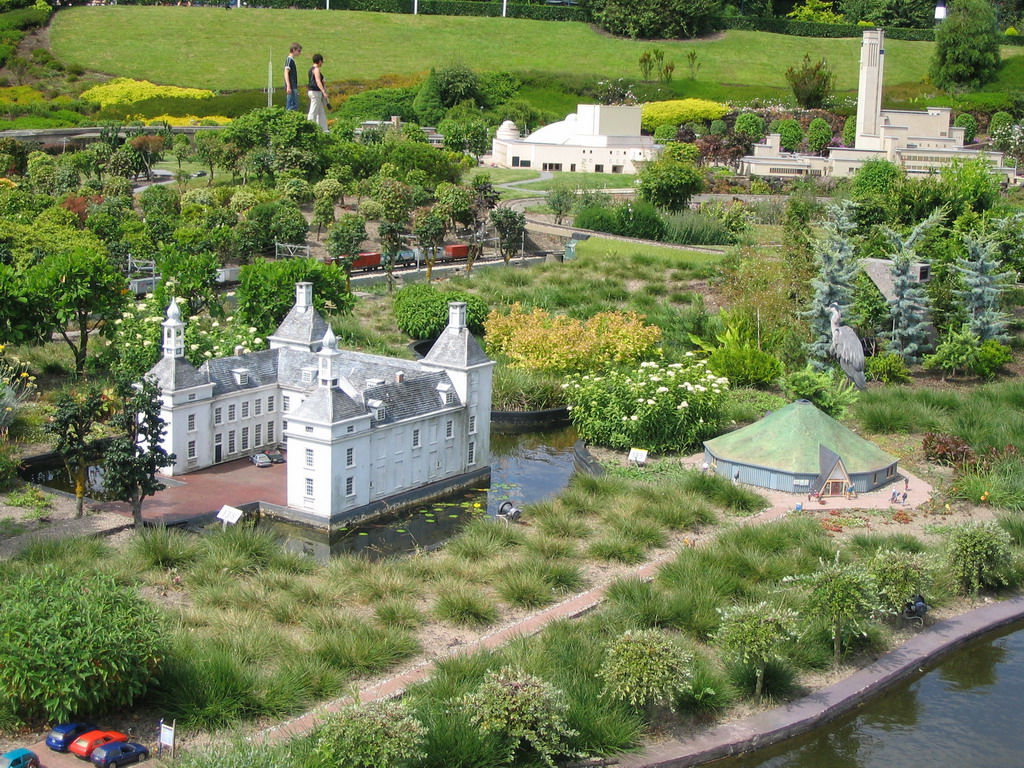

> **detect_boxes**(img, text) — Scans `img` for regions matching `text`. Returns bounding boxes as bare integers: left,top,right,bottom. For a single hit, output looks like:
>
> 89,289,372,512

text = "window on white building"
346,447,354,467
267,422,275,443
228,404,236,421
345,476,354,497
241,427,249,451
468,415,477,434
305,426,314,433
305,448,314,468
187,440,196,459
305,477,314,498
241,401,249,419
254,424,262,446
445,420,454,439
228,430,236,453
283,396,290,413
412,428,421,449
254,399,262,416
468,441,476,465
187,414,196,432
187,393,196,401
267,396,275,412
214,407,222,425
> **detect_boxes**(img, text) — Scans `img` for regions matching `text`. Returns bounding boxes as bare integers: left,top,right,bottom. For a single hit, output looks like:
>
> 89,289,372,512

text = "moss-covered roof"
704,400,895,474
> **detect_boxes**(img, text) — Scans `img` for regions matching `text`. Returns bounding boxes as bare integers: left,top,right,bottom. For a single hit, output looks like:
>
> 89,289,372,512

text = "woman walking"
307,53,329,132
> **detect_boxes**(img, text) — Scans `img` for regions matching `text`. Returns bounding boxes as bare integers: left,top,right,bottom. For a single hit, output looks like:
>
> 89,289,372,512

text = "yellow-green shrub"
142,114,232,126
641,99,729,133
485,304,661,375
0,86,43,105
81,78,215,108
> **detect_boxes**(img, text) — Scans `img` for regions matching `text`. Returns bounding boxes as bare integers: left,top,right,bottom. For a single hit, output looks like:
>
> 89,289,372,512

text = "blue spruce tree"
955,236,1013,343
804,202,859,368
883,209,943,364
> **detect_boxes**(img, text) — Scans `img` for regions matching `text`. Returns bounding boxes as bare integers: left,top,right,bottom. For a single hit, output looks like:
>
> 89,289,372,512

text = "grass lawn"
50,8,937,92
574,236,726,265
514,171,638,191
468,167,540,185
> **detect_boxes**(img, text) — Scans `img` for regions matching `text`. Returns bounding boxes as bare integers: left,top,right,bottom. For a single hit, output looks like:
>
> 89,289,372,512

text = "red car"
69,731,128,760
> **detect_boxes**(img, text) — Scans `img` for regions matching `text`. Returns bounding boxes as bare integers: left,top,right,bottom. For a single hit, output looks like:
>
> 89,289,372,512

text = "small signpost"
158,718,176,760
627,448,649,467
217,504,244,530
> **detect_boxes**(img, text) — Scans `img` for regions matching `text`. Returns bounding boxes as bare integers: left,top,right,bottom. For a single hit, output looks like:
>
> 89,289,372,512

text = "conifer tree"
955,236,1013,343
883,209,943,363
804,202,859,367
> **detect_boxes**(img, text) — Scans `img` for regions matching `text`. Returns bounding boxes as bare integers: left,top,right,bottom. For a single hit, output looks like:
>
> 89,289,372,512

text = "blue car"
46,722,98,752
90,741,149,767
0,749,39,768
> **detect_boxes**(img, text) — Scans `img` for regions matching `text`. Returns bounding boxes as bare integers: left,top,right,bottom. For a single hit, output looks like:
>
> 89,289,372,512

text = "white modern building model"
742,29,1018,183
490,104,658,174
147,284,494,527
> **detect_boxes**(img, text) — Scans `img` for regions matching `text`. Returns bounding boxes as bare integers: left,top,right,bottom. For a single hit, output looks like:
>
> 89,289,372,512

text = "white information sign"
627,448,649,466
217,505,244,524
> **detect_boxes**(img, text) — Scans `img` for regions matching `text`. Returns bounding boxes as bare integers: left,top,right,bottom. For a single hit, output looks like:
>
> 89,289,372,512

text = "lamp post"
934,0,946,22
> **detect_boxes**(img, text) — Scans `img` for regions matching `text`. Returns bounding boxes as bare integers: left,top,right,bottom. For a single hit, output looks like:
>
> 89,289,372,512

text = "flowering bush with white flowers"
563,358,728,453
104,295,265,379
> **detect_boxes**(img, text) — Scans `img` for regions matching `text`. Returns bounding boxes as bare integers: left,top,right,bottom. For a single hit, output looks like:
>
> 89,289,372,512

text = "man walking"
284,43,301,111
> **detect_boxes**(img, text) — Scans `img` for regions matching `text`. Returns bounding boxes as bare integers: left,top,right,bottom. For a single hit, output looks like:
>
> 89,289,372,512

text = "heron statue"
828,302,866,390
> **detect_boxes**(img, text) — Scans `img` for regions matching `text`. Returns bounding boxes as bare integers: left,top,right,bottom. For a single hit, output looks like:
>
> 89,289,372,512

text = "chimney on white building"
295,282,313,310
447,302,467,331
395,371,405,383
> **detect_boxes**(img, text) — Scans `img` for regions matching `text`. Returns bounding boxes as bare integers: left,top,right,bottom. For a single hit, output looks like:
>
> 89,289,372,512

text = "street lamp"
934,0,946,22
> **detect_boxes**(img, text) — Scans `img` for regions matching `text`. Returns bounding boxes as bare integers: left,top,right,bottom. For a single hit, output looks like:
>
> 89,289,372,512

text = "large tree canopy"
930,0,1002,91
585,0,723,39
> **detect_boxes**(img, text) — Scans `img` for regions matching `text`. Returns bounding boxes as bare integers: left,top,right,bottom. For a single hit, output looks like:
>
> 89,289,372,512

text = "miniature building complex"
147,284,494,527
490,104,658,174
703,400,898,495
742,30,1019,183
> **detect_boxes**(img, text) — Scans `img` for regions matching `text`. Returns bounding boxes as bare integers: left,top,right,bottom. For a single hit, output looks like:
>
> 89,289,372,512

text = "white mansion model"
490,104,658,174
147,284,494,526
741,30,1019,183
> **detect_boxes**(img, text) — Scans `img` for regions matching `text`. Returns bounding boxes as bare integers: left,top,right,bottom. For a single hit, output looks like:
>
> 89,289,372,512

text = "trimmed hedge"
107,0,587,18
723,15,1024,44
0,6,50,29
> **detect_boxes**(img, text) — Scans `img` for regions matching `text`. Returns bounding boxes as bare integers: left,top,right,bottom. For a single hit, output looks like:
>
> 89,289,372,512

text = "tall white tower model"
855,29,885,151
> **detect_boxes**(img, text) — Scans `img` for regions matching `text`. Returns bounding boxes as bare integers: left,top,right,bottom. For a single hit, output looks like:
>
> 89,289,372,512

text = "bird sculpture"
828,302,866,390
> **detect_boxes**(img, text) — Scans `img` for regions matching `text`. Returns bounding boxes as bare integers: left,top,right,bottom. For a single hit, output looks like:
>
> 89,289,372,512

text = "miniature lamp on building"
934,0,946,21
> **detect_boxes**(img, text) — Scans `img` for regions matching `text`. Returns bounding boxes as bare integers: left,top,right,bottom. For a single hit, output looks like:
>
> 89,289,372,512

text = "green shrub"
954,112,978,143
640,99,729,133
564,358,728,453
653,123,678,143
785,53,835,109
433,584,499,627
805,117,833,153
313,700,426,768
865,352,911,383
866,549,932,615
989,111,1014,136
779,366,859,418
0,442,19,492
491,365,566,411
734,112,766,141
707,345,783,389
393,283,487,339
661,209,736,246
0,566,166,723
774,119,804,151
598,628,692,711
843,115,856,147
945,521,1013,595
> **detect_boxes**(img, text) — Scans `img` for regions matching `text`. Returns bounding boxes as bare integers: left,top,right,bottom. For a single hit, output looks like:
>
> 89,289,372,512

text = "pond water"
264,426,580,560
713,621,1024,768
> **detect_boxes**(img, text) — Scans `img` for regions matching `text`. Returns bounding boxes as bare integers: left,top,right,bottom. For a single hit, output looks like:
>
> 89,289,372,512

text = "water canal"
713,621,1024,768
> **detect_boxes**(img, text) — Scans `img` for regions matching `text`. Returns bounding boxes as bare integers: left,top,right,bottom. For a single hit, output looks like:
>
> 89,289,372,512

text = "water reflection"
716,623,1024,768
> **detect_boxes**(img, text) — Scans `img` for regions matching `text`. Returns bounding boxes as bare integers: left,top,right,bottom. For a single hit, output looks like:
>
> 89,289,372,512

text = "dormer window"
367,398,386,421
231,368,248,386
437,382,455,405
301,367,316,384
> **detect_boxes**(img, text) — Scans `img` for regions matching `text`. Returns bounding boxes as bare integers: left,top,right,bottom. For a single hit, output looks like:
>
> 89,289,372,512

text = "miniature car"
89,741,150,767
263,449,285,464
46,722,99,752
69,730,128,760
0,749,39,768
249,453,272,468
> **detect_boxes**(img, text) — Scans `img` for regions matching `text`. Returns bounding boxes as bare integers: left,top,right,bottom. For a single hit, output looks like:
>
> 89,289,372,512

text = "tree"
412,205,448,283
785,54,836,109
884,209,943,363
378,219,406,293
104,376,174,529
491,208,526,265
587,0,723,39
945,522,1012,596
803,203,859,367
955,236,1014,343
464,667,578,768
236,257,353,335
546,181,576,225
465,175,500,273
325,213,368,292
866,549,932,616
45,385,106,517
794,555,878,666
27,247,128,376
715,603,797,699
930,0,1002,91
153,247,220,318
598,629,692,712
635,158,703,212
192,131,225,185
805,117,834,154
312,700,425,768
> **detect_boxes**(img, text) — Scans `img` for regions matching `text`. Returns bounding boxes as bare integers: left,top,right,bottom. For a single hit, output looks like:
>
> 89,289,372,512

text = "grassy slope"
50,7,937,91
